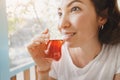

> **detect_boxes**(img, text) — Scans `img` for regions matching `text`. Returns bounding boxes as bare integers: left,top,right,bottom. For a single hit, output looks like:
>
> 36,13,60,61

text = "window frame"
0,0,35,79
0,0,10,80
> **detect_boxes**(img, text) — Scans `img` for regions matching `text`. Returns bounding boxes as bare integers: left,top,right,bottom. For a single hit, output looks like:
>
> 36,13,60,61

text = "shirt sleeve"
116,44,120,74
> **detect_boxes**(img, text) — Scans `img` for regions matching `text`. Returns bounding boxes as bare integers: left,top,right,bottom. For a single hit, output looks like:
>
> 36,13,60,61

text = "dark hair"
91,0,120,45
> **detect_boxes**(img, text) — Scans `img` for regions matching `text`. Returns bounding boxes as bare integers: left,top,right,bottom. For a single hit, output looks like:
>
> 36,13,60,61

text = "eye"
58,12,62,17
71,6,80,12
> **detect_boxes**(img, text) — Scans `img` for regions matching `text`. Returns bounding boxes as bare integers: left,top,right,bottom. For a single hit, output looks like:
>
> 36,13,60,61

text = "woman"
27,0,120,80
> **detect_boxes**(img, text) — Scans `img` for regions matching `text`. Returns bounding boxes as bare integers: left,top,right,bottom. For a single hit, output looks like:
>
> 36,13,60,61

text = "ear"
98,9,108,27
98,16,107,26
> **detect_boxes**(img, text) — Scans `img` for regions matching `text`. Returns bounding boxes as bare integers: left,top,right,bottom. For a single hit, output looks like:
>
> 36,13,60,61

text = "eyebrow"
58,0,83,10
67,0,84,7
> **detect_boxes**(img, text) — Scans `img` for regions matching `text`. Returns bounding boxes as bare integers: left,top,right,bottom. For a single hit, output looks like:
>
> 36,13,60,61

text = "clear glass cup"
45,39,63,61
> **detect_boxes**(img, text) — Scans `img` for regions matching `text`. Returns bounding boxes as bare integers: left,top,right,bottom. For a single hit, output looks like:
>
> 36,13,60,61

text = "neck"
67,37,102,68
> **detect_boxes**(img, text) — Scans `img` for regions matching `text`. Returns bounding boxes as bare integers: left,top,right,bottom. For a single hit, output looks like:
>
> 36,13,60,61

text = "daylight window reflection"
7,0,60,69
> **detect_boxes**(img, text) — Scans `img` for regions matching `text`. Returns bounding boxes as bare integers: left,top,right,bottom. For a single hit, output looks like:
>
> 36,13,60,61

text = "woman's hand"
27,29,53,71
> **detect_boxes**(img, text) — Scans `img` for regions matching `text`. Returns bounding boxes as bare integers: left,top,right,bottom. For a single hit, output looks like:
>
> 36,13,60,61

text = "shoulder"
104,43,120,54
103,44,120,74
105,43,120,74
103,43,120,58
103,43,120,63
103,43,120,61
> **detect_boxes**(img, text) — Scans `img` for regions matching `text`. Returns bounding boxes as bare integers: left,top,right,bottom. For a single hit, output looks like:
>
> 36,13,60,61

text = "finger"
32,33,50,43
26,40,42,53
33,38,47,45
33,35,50,44
42,28,49,34
45,58,53,63
41,33,50,39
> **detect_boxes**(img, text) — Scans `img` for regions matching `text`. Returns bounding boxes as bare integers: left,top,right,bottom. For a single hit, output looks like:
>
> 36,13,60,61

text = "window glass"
7,0,61,69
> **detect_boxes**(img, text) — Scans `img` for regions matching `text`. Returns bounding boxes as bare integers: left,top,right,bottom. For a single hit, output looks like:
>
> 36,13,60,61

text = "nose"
58,15,71,30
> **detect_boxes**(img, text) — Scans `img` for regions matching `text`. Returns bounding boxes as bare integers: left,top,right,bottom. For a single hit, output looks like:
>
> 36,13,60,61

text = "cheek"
70,14,89,30
70,13,99,35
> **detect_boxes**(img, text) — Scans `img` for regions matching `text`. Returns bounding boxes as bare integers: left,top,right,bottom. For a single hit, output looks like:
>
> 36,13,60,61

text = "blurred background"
7,0,62,69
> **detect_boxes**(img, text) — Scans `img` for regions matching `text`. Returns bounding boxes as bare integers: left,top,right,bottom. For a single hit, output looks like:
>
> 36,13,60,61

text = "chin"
64,40,75,48
65,38,81,48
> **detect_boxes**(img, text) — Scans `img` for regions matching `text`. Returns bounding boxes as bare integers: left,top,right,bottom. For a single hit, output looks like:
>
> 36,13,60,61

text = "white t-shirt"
49,43,120,80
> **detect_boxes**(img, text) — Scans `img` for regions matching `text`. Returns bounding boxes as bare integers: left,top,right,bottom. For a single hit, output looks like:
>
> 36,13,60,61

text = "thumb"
42,28,49,34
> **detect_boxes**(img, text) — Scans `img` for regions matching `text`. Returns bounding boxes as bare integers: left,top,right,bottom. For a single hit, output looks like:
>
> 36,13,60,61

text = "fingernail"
35,42,40,44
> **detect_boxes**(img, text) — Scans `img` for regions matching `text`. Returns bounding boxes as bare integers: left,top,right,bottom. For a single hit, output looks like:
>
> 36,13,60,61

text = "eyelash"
71,6,80,12
58,6,81,17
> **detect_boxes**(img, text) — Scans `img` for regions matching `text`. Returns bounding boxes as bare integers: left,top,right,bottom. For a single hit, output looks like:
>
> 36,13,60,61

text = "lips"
62,32,76,40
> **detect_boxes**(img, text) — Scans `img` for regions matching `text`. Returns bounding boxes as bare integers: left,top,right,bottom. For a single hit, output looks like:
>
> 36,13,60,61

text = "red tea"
45,40,63,61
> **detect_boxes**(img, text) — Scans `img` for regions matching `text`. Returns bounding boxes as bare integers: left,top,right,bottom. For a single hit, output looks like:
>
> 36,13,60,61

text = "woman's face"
57,0,102,46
